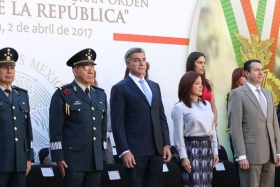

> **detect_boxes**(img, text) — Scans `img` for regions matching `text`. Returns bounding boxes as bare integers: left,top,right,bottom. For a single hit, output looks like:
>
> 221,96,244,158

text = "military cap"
66,48,97,67
0,47,18,66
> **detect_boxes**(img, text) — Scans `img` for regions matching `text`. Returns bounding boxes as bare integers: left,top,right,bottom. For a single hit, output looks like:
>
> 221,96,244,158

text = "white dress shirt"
75,80,91,98
172,99,218,159
128,73,152,97
0,85,12,97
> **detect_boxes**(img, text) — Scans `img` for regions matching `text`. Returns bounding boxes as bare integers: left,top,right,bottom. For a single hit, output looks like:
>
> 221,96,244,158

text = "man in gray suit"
228,59,280,187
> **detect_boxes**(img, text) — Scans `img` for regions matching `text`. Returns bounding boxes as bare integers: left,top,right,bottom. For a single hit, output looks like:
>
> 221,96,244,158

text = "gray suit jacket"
228,83,280,164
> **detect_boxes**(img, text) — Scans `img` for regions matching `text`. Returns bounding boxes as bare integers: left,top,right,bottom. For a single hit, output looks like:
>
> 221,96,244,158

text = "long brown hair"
231,68,244,90
186,52,211,92
178,71,206,108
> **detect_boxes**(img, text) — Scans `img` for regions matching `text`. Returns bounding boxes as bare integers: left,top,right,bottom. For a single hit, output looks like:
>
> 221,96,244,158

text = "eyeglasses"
82,65,94,71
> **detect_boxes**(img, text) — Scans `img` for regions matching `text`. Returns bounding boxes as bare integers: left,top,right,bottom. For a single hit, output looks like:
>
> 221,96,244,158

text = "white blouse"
171,99,218,159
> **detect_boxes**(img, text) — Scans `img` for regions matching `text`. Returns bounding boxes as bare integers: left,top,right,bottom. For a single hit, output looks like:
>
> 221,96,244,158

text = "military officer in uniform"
0,47,34,187
49,48,107,187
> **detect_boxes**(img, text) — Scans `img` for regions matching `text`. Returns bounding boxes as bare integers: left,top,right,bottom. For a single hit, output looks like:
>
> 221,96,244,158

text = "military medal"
63,89,71,115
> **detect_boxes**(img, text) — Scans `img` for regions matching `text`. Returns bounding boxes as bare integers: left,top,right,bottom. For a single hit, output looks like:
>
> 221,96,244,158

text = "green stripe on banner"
256,0,267,36
220,0,243,67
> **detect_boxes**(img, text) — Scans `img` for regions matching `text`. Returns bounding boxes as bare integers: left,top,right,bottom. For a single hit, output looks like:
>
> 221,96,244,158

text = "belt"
184,136,210,141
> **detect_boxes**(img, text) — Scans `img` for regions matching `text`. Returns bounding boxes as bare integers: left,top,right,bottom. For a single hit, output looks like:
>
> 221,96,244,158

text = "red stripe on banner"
113,33,189,45
268,0,280,71
241,0,259,35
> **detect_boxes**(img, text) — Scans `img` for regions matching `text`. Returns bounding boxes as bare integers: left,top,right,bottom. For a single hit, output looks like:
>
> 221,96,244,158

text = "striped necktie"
256,88,267,118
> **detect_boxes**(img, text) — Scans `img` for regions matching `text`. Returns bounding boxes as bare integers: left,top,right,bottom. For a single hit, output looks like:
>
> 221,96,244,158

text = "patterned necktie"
4,89,12,103
256,88,267,118
139,79,152,105
85,88,90,101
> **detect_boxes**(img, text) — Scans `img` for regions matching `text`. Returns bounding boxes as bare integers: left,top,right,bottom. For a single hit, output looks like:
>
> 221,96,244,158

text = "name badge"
73,101,82,105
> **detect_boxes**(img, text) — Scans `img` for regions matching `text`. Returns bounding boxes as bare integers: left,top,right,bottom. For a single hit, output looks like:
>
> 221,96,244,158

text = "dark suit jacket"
49,80,107,171
110,76,170,157
0,86,34,172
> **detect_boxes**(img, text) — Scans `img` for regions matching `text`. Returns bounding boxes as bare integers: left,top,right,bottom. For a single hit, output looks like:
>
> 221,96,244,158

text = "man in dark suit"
228,59,280,187
0,47,34,187
110,47,171,187
49,48,107,187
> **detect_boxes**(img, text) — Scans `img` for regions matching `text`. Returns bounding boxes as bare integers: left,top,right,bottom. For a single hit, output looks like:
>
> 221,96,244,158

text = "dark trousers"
125,154,163,187
60,170,101,187
0,172,26,187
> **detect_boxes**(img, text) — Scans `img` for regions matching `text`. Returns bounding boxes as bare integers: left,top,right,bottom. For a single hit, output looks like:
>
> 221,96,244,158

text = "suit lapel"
71,81,90,104
146,80,155,106
126,76,150,106
244,84,265,118
12,87,21,105
0,89,10,104
90,87,98,105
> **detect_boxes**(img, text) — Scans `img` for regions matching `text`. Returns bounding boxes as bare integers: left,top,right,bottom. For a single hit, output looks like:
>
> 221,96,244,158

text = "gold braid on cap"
0,59,15,62
73,60,95,66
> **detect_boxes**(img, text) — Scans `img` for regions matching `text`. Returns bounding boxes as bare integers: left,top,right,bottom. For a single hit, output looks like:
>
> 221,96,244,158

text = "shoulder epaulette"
13,85,28,93
57,83,72,90
91,85,105,92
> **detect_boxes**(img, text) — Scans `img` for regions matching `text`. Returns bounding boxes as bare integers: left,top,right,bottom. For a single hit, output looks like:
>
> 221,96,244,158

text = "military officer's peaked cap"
67,48,97,67
0,47,18,66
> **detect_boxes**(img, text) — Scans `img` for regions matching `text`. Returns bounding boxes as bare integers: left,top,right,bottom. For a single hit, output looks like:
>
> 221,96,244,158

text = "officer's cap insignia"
66,48,96,67
0,47,18,66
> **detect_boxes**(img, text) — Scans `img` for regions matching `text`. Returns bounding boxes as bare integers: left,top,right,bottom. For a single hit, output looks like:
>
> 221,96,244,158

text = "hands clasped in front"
182,154,219,173
122,146,172,168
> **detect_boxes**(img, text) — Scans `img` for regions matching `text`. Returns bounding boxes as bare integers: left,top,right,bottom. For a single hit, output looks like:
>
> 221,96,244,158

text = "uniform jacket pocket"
19,102,28,124
96,102,106,112
69,104,87,123
63,138,83,150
